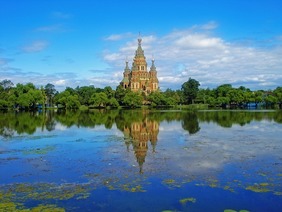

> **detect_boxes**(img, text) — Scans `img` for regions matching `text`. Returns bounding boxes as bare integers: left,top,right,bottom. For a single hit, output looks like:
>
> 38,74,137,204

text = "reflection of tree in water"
1,109,282,141
181,112,200,135
55,109,119,128
121,117,159,174
197,110,282,127
0,112,45,138
45,110,56,131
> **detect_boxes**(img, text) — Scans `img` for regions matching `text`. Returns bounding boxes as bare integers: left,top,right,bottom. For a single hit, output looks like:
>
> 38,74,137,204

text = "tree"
123,91,143,108
54,91,81,109
104,86,115,99
66,95,81,109
115,85,130,105
29,89,45,108
195,89,207,104
217,96,230,108
44,83,56,107
216,84,232,98
264,93,277,108
0,100,8,109
148,91,169,106
181,78,200,104
254,90,264,106
75,85,96,106
89,92,108,107
274,87,282,109
108,97,119,108
164,88,181,105
17,93,33,108
0,79,14,90
227,88,243,105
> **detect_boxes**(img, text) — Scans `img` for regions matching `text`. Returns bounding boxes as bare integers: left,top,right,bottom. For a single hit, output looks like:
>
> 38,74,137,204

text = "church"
120,37,159,94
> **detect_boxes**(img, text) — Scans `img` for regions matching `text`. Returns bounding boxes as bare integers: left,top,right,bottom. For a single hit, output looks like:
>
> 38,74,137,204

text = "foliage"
181,78,200,104
89,92,108,107
54,91,81,109
1,79,282,111
44,83,56,107
123,91,143,108
75,85,96,106
115,85,130,105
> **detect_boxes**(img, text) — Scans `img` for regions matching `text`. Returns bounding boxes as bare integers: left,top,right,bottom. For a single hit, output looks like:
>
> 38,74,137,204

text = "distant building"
120,38,159,94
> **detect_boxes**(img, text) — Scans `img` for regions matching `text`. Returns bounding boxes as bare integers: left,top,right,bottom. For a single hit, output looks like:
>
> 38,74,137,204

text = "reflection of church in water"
122,118,159,173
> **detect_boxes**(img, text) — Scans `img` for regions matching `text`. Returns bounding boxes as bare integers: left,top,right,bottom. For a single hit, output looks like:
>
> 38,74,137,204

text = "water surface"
1,110,282,211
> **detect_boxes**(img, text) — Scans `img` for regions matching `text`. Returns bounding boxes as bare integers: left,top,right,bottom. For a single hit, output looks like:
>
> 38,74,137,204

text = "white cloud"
102,26,282,90
200,21,218,30
22,41,49,53
174,34,225,48
54,79,66,86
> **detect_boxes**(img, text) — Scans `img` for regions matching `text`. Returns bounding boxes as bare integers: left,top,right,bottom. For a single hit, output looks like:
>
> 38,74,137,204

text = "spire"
150,58,156,72
124,60,130,72
135,35,145,57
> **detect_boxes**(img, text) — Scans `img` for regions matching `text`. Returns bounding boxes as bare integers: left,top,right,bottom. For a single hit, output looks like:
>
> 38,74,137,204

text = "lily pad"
179,197,196,205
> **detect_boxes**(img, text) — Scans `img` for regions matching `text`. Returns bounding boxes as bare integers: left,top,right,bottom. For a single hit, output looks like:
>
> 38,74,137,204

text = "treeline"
0,78,282,110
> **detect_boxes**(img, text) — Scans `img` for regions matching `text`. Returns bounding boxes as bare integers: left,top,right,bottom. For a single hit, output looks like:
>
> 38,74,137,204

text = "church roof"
124,61,130,72
150,59,156,72
135,38,145,58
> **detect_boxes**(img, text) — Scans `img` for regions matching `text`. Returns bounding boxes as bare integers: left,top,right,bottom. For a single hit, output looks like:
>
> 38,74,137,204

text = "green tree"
29,89,45,108
0,79,14,90
115,85,130,105
254,90,264,106
17,93,33,108
147,91,175,106
54,91,81,109
264,93,277,108
274,87,282,109
89,92,108,107
123,91,143,108
108,97,119,108
181,78,200,104
216,84,232,98
104,86,115,99
44,83,56,107
195,89,207,104
66,95,81,109
0,99,8,109
217,96,230,108
164,88,181,105
227,88,243,105
206,96,217,107
75,85,96,106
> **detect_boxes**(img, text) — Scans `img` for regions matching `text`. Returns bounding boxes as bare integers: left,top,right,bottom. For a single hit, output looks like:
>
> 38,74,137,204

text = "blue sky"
1,0,282,91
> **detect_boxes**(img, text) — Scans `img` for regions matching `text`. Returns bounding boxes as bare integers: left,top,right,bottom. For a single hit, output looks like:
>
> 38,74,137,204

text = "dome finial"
138,32,142,45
